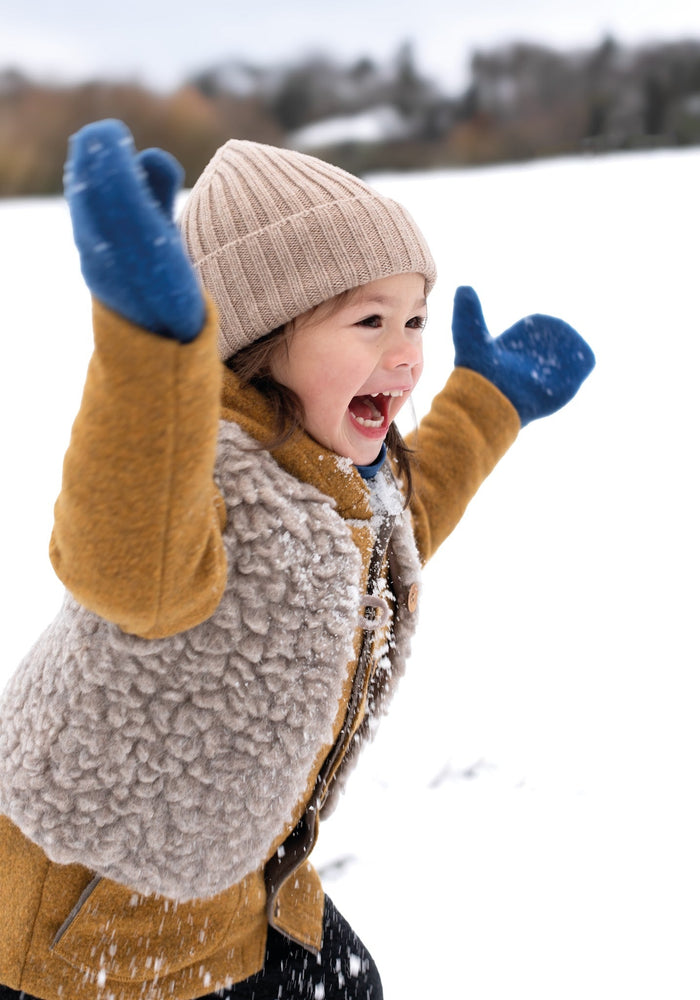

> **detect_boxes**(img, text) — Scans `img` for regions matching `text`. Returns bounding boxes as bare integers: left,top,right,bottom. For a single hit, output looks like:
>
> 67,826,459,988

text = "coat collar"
220,366,373,521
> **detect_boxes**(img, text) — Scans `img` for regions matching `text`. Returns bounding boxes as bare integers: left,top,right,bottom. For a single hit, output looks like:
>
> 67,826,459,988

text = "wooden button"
407,583,419,613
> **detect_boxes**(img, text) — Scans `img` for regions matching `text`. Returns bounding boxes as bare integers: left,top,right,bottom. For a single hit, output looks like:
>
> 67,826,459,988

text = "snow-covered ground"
2,147,699,998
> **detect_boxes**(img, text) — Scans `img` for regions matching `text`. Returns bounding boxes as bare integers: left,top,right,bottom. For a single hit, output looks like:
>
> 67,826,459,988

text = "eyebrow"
355,294,427,310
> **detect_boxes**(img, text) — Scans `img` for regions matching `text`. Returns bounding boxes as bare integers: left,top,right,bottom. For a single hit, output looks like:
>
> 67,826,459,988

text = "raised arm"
409,286,595,561
50,120,227,638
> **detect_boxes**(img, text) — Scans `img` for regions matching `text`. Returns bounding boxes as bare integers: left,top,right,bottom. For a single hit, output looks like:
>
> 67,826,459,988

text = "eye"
407,315,426,330
357,314,382,328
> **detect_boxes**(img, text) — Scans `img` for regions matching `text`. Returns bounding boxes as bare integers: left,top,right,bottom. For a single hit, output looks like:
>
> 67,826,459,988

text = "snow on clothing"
0,299,519,1000
0,895,383,1000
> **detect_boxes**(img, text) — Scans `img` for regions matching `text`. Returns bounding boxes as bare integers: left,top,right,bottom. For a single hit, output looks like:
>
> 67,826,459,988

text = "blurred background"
2,0,700,193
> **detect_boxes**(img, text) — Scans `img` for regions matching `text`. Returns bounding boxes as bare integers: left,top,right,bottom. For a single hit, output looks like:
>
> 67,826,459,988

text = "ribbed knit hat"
179,140,437,359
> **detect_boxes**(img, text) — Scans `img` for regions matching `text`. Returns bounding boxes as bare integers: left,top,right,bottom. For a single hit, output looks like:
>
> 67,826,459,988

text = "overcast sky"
3,0,700,94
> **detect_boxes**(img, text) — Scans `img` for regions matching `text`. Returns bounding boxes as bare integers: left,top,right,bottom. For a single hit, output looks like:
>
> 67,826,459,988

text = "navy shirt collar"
355,443,387,480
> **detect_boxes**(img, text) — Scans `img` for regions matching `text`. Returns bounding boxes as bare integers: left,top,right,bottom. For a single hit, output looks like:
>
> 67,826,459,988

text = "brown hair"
225,293,415,503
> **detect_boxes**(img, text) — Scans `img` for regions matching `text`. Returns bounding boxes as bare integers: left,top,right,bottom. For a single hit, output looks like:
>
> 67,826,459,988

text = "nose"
383,327,423,372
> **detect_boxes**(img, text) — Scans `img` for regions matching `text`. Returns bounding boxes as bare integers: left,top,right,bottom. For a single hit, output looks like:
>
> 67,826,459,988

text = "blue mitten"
452,286,595,426
64,118,205,341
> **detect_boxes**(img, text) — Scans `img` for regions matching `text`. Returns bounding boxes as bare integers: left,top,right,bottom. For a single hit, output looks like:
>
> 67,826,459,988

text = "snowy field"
2,147,699,998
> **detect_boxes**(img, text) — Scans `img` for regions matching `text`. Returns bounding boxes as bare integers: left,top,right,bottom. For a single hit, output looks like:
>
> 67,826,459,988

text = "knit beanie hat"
179,140,437,359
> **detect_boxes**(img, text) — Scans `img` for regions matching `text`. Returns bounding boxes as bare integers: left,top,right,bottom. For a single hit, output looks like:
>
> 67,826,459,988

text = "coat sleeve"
407,367,521,563
49,297,227,639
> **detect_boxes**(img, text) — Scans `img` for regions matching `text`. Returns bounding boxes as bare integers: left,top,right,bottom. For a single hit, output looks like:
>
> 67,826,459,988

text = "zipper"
315,510,397,809
264,509,397,937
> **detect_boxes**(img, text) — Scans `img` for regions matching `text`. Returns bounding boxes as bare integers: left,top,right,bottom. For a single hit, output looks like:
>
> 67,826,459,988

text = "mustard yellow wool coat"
0,300,519,1000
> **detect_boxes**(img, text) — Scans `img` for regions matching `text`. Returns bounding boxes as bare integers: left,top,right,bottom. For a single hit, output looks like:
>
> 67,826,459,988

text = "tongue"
349,395,382,421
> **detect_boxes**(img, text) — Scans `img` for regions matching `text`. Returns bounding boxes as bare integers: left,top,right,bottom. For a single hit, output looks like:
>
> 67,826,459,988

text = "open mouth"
348,390,404,430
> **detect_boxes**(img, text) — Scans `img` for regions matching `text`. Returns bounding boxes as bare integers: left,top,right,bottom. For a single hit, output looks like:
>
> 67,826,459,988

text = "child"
0,119,594,1000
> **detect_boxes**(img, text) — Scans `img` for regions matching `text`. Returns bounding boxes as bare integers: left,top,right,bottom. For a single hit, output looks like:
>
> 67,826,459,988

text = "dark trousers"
0,895,382,1000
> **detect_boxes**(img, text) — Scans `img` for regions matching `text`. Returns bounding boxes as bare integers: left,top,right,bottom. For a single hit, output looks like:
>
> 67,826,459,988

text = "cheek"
296,371,351,430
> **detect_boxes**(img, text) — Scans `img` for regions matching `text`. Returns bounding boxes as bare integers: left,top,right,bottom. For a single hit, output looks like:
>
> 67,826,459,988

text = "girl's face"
270,273,427,466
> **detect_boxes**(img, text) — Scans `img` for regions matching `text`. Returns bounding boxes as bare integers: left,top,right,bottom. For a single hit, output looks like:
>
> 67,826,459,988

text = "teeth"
352,414,384,428
351,389,405,429
351,394,383,428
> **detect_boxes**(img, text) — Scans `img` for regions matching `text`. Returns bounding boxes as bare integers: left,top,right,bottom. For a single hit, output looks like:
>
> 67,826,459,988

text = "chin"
353,445,385,467
327,419,388,466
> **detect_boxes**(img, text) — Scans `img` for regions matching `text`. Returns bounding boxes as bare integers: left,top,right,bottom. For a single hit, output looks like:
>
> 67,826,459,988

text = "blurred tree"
0,77,283,195
2,35,700,195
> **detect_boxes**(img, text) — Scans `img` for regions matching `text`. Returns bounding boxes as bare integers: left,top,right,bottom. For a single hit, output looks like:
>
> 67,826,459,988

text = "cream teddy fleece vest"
0,421,421,901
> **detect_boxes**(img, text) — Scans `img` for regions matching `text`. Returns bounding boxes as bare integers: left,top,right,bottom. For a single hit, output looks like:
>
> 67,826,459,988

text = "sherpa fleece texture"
0,418,365,900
